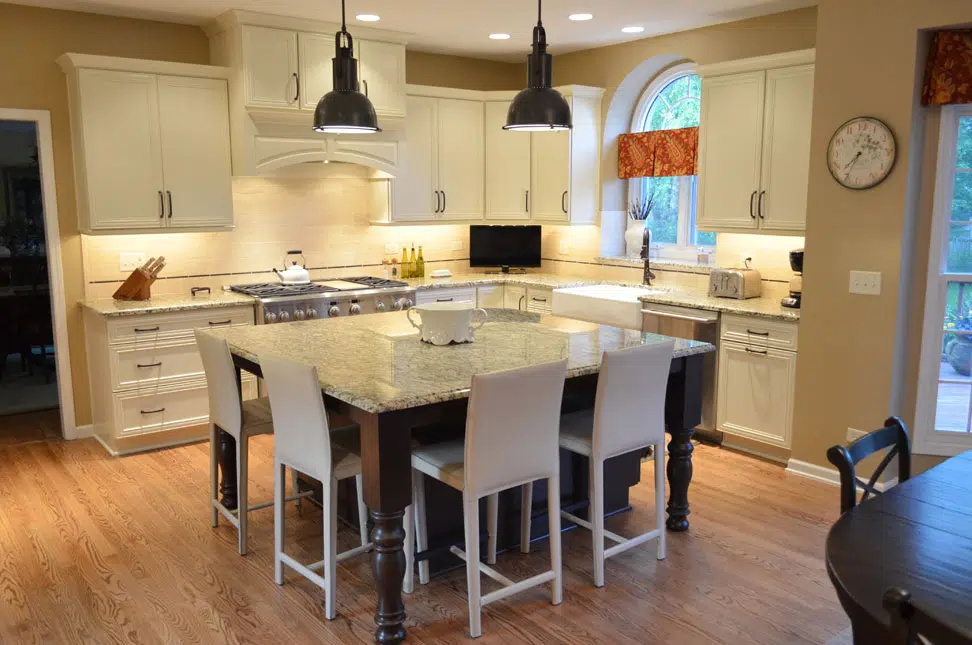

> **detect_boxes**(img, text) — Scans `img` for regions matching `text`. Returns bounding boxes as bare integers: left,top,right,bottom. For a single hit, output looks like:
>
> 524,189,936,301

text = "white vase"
625,220,646,259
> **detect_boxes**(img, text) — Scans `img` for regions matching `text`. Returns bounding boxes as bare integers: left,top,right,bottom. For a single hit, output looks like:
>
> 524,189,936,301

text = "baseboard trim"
93,433,118,457
785,459,899,492
75,424,94,439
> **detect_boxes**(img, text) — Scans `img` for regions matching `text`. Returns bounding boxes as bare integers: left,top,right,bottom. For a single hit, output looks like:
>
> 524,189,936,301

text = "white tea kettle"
274,250,311,285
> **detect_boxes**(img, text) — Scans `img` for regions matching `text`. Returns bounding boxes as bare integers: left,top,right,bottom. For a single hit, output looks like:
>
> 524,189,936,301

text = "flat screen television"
469,225,541,271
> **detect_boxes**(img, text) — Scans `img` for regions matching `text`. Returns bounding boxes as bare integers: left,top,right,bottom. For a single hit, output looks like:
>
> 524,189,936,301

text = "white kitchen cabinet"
393,95,484,222
477,285,505,308
297,30,333,111
526,287,553,314
505,285,527,311
697,50,814,235
716,314,798,449
531,128,571,222
415,287,476,305
59,55,235,232
485,101,532,220
358,39,407,118
242,25,299,110
84,305,256,455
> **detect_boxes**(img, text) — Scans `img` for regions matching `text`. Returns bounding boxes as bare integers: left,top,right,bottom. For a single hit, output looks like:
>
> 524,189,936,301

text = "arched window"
630,64,715,256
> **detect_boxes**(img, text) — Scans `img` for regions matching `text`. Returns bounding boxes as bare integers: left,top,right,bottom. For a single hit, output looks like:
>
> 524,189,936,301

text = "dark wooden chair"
826,416,911,514
884,587,972,645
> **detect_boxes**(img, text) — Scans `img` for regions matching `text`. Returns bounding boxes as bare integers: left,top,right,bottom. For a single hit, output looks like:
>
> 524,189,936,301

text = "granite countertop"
83,291,256,317
407,272,800,322
203,309,714,414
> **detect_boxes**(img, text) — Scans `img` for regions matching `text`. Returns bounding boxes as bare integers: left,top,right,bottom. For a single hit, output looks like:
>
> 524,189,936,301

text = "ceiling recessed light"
489,33,511,40
356,13,380,22
621,25,645,34
568,13,593,21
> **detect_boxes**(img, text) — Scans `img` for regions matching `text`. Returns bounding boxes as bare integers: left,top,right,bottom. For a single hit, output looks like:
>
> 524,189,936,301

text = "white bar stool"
196,331,311,556
525,341,674,588
409,360,568,638
260,353,378,620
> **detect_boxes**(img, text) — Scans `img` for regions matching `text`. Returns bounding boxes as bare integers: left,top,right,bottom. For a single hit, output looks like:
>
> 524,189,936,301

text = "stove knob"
328,305,341,318
278,311,291,323
306,307,318,320
349,302,362,315
375,301,386,313
294,309,306,321
264,312,278,324
405,298,414,309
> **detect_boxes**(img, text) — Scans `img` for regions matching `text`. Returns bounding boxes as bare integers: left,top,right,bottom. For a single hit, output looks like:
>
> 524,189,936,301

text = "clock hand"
843,151,862,170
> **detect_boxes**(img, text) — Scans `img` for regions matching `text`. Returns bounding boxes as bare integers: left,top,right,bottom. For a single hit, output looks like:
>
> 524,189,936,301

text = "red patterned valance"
618,127,699,179
923,29,972,106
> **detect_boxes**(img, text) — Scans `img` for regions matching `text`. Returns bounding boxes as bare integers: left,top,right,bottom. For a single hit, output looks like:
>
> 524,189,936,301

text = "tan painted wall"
791,0,972,468
0,2,211,427
405,51,522,90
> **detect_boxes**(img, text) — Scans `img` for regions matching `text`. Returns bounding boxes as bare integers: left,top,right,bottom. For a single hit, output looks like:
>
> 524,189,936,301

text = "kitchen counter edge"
82,292,256,317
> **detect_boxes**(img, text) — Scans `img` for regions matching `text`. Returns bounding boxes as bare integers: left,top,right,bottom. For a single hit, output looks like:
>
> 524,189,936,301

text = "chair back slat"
826,416,911,514
884,587,972,645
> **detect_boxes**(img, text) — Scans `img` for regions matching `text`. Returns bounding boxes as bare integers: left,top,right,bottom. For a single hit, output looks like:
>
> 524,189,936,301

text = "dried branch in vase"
628,191,656,221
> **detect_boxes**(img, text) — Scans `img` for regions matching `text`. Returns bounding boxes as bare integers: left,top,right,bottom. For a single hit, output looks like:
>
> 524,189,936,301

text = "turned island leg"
665,353,704,532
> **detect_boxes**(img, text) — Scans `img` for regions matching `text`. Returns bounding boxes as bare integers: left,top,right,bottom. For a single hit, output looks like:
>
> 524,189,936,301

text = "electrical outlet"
384,244,398,255
849,270,882,295
119,252,146,272
559,240,571,255
847,427,867,442
452,240,463,251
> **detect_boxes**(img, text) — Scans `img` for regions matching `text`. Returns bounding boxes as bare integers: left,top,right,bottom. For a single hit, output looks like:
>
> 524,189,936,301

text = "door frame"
0,108,76,439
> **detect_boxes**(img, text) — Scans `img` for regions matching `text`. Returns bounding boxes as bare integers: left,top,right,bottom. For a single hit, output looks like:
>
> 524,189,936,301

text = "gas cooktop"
230,277,409,298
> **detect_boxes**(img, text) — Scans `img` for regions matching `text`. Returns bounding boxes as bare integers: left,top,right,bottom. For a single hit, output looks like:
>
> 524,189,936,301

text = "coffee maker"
781,249,803,309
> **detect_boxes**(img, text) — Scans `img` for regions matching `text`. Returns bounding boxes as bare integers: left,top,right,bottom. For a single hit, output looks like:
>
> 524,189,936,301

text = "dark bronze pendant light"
504,0,572,131
313,0,380,133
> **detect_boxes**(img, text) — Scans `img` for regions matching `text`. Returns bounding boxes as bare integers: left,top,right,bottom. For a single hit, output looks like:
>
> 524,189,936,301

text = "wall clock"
827,116,897,190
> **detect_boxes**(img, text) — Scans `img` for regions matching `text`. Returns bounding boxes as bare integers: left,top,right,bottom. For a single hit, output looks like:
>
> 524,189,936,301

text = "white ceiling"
6,0,816,61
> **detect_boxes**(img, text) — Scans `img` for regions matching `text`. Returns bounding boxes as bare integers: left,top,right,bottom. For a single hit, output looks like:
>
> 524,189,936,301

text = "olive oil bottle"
409,245,417,279
416,246,426,278
401,247,410,278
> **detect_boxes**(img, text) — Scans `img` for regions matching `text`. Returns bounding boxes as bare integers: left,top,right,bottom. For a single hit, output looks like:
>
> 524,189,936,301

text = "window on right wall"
630,65,716,259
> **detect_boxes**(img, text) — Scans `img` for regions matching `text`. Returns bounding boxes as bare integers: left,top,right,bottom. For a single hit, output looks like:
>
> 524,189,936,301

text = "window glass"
947,117,972,272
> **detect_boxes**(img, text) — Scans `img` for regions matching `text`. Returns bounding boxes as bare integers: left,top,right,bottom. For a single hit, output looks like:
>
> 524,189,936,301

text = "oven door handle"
641,309,718,324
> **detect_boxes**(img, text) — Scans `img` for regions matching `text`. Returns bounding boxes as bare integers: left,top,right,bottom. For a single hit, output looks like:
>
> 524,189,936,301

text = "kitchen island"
201,309,714,645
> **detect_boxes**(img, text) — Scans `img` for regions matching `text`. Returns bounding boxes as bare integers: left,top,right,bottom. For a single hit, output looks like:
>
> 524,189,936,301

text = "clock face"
827,117,897,190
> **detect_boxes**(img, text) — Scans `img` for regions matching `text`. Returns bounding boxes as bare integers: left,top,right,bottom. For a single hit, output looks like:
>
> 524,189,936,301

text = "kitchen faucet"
642,227,655,286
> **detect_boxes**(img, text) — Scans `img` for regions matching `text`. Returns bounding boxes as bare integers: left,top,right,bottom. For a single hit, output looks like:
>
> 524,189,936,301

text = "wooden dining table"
826,450,972,644
203,309,714,644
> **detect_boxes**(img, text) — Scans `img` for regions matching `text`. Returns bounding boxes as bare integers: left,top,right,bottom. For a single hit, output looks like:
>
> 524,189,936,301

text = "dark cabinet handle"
525,190,530,212
441,191,447,213
433,191,440,213
758,190,765,219
362,79,369,97
140,407,166,415
136,362,162,369
746,329,770,336
134,326,160,333
166,190,173,219
749,191,757,219
158,191,164,219
745,347,768,355
293,72,300,103
532,297,547,303
561,191,568,214
208,320,232,326
436,298,454,302
191,287,211,296
518,295,525,311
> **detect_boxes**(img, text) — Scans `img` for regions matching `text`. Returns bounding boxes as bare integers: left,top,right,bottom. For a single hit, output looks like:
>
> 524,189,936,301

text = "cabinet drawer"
110,340,203,391
415,288,476,305
720,314,798,351
107,306,254,344
526,287,553,314
115,377,256,437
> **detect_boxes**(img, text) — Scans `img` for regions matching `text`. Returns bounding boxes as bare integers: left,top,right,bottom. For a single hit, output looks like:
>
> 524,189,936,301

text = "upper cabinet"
696,50,815,235
58,54,234,233
242,25,299,110
485,101,531,220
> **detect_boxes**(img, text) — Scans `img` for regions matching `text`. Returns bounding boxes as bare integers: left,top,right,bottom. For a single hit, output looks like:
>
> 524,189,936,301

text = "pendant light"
313,0,380,134
504,0,572,132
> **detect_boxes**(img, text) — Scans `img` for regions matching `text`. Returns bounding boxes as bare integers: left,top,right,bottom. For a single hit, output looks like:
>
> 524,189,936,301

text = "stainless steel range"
230,277,416,324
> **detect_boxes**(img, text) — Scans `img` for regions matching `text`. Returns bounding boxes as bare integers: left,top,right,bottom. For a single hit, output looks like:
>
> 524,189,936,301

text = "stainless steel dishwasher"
641,303,721,442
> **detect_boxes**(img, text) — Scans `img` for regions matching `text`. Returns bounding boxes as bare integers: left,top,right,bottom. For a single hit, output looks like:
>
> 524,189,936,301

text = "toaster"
708,267,762,299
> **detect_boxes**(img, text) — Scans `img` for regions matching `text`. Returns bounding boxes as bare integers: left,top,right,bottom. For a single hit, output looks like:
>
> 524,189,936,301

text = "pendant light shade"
504,0,572,132
313,0,379,134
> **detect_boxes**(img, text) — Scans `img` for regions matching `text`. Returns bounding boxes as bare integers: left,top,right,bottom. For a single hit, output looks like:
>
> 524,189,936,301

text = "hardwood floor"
0,436,847,644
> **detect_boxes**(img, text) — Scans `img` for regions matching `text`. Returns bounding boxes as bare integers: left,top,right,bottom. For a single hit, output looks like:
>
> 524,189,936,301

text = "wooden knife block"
113,268,156,301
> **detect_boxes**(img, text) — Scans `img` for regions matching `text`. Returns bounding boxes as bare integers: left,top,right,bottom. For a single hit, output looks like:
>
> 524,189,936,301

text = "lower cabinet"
504,285,526,311
415,287,476,305
84,305,256,455
716,315,798,449
477,285,504,309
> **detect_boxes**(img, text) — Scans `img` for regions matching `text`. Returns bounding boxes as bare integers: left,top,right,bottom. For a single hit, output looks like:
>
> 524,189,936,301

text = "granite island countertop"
83,291,256,317
407,272,800,322
203,309,714,414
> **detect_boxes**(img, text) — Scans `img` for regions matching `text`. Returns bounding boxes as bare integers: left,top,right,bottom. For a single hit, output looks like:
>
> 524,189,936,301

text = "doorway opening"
0,114,72,444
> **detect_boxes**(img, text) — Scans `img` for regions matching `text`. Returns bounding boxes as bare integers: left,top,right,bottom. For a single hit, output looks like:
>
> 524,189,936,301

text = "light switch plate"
849,270,882,295
119,252,146,272
559,240,571,255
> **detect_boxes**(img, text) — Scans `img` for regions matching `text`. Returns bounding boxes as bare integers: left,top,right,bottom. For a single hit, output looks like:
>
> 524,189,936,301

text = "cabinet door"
77,69,164,230
758,65,814,233
531,129,570,222
716,341,796,448
566,93,599,224
298,31,333,111
477,285,505,308
393,96,438,221
437,98,485,220
485,101,531,220
358,39,406,118
242,26,299,110
157,76,234,228
696,72,764,231
505,285,526,311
